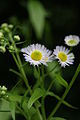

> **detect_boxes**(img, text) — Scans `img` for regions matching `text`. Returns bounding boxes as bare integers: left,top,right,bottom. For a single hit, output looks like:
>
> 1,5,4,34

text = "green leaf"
47,62,63,91
8,94,22,103
22,98,36,120
50,117,66,120
55,74,68,88
47,92,77,109
9,102,16,120
27,1,47,38
31,112,41,120
47,62,61,75
34,67,39,80
0,100,11,120
9,69,22,78
28,88,45,109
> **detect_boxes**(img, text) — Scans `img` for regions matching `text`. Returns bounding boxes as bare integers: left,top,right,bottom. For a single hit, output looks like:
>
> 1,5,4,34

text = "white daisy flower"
64,35,80,47
53,46,75,67
21,44,54,66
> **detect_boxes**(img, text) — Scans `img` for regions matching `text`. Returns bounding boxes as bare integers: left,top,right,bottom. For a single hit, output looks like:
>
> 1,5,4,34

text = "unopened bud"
9,45,15,52
8,24,13,29
1,23,8,28
1,91,6,95
0,32,4,39
0,46,6,53
14,35,20,41
1,86,7,91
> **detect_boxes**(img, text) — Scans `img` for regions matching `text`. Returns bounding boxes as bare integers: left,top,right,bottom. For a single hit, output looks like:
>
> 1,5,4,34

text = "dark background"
0,0,80,120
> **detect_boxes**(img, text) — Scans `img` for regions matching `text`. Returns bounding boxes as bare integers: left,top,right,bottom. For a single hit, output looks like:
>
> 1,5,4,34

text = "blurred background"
0,0,80,120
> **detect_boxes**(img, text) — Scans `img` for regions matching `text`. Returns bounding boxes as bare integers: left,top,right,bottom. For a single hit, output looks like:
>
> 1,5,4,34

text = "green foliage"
54,74,68,88
27,1,47,39
9,102,16,120
0,13,80,120
0,100,11,120
28,88,45,109
22,101,36,120
34,67,39,80
50,117,66,120
47,92,77,109
31,112,41,120
47,61,62,90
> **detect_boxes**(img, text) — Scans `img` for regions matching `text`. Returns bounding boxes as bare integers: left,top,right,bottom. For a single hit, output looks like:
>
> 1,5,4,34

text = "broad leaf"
27,1,47,38
28,88,45,109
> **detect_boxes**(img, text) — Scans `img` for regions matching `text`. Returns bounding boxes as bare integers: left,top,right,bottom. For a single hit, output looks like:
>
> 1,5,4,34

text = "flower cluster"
21,35,80,68
0,85,8,98
0,23,20,53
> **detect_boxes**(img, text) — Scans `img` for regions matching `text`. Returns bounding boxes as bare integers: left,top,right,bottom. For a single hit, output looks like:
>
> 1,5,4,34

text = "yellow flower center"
58,52,67,62
68,39,77,44
31,50,42,61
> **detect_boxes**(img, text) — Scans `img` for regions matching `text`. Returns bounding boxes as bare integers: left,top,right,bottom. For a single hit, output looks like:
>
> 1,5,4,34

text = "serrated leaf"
55,74,68,88
27,1,47,38
9,102,16,120
47,92,77,109
50,117,66,120
28,88,45,109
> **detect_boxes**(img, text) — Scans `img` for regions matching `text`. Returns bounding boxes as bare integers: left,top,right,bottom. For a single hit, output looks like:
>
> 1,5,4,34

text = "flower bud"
0,46,6,53
0,32,4,39
8,24,13,29
1,23,10,32
8,45,15,52
1,86,7,91
1,91,6,95
1,23,8,28
14,35,20,41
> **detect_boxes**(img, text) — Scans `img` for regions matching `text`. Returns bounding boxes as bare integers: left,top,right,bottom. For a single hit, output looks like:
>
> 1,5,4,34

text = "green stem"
47,79,54,92
9,33,32,94
33,67,41,89
47,64,80,120
41,66,44,88
41,97,46,120
11,79,22,92
16,105,28,120
8,33,42,120
9,68,22,79
41,66,46,120
36,106,43,120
